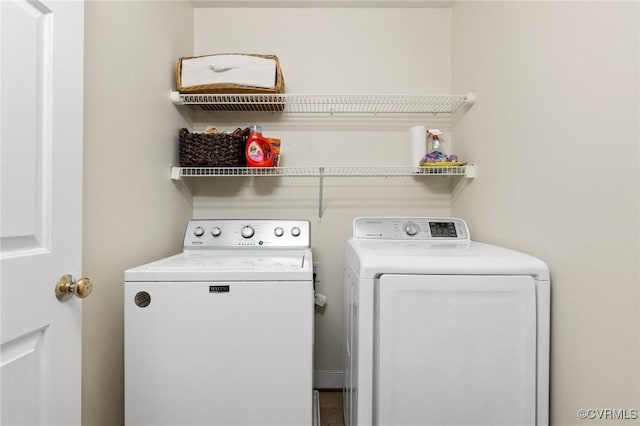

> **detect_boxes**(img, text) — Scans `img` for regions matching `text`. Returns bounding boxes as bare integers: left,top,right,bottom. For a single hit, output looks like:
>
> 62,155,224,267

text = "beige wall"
82,1,193,425
82,2,640,425
451,2,640,425
191,6,455,378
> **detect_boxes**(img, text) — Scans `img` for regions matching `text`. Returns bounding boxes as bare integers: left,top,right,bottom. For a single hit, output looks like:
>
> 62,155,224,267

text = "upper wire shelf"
170,92,475,116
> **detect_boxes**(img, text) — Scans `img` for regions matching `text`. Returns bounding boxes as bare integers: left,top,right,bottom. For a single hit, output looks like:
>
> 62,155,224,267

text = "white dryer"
343,217,550,426
125,219,314,426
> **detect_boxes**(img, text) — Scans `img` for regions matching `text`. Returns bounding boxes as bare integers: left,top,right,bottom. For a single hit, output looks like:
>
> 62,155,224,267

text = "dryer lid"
346,239,549,280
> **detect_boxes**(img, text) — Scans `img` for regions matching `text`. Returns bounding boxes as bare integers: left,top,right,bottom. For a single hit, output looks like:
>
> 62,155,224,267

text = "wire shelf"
170,164,476,220
171,165,473,179
170,92,475,115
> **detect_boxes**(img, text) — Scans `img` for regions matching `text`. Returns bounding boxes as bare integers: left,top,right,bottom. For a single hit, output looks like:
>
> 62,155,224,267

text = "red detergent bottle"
245,125,274,167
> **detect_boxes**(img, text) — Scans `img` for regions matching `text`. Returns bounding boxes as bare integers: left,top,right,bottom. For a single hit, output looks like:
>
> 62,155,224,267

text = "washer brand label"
209,285,230,293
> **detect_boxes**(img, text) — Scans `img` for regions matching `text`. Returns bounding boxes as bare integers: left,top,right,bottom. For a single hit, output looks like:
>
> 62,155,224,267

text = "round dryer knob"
211,227,222,237
403,221,420,236
193,226,205,237
241,225,255,239
291,227,301,237
274,227,284,237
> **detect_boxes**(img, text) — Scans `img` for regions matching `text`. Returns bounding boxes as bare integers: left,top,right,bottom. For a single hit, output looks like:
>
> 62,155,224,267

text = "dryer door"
375,274,537,426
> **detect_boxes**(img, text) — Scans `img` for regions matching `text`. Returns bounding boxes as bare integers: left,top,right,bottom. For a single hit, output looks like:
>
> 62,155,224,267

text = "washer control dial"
241,225,255,239
403,221,420,236
193,226,205,237
291,227,301,237
211,227,222,237
274,227,284,237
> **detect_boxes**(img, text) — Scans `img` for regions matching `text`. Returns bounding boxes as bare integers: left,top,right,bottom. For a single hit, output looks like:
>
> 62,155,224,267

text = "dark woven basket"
179,128,247,167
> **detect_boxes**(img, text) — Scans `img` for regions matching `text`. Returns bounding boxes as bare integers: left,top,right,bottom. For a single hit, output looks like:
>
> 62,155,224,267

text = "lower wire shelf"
170,164,476,221
170,165,475,179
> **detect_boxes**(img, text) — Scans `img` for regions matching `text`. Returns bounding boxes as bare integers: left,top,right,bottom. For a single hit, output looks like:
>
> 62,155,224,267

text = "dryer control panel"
353,217,470,240
184,219,311,249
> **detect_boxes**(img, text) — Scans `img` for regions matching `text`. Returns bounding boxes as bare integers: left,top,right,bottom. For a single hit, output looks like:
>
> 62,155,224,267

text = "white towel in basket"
181,54,277,89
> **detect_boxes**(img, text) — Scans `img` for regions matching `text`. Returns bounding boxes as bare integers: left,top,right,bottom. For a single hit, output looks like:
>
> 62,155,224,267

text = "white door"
375,274,537,426
1,1,86,425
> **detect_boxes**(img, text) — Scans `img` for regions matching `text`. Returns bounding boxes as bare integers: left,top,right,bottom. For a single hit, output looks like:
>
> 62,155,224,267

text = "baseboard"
313,370,344,389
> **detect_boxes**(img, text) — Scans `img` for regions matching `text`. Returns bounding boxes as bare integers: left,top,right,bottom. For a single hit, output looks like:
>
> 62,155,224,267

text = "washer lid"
346,239,549,280
125,249,312,282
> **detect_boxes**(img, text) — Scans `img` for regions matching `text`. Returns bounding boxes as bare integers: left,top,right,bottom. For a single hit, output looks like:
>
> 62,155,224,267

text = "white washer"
343,217,550,426
125,219,314,426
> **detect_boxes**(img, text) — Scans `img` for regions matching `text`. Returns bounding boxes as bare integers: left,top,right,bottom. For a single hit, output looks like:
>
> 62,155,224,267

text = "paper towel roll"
409,125,426,168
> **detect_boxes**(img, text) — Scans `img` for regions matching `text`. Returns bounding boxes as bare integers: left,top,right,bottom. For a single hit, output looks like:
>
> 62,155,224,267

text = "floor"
319,391,345,426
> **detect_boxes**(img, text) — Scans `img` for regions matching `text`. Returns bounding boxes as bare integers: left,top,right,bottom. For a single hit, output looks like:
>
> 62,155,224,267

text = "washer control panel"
184,219,311,249
353,217,470,240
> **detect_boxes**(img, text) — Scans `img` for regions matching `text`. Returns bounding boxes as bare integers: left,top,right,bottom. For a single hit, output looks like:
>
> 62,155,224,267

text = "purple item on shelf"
422,151,446,162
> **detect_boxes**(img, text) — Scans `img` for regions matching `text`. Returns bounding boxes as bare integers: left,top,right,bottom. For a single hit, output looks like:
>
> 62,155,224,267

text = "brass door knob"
55,274,93,301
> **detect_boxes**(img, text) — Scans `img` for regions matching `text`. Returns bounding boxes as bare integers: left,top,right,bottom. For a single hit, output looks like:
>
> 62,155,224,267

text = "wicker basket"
179,128,248,167
176,53,285,95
